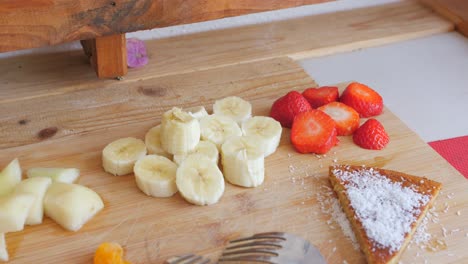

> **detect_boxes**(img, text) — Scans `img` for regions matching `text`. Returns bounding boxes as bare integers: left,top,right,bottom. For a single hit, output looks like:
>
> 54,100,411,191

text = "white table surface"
1,0,467,142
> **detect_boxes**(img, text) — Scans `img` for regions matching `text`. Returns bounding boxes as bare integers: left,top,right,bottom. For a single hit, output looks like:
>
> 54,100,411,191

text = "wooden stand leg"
80,34,128,79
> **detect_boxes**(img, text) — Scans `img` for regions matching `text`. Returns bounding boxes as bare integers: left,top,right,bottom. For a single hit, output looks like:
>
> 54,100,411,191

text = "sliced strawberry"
353,118,389,150
302,86,339,108
318,102,360,136
270,91,312,128
290,110,337,154
340,82,383,117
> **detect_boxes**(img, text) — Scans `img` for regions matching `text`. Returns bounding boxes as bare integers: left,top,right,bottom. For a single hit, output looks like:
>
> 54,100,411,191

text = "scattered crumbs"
315,154,321,159
329,239,333,243
301,201,305,205
448,253,455,257
442,227,448,238
416,252,420,257
456,210,461,216
320,164,323,168
332,247,337,253
465,233,468,237
263,188,268,191
343,261,348,264
288,153,292,158
443,203,450,213
451,228,460,234
420,180,424,184
333,158,338,163
447,192,454,199
424,259,428,264
323,154,327,157
333,151,337,155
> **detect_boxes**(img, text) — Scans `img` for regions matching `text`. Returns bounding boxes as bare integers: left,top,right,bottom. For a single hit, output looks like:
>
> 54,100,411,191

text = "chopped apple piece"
0,233,7,262
27,168,80,183
44,183,104,232
0,193,35,233
14,177,52,225
0,159,22,196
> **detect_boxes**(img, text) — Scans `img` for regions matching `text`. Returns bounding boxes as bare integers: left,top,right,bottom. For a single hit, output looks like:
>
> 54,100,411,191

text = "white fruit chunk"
44,183,104,232
173,140,219,165
221,136,265,187
145,125,172,159
176,154,225,206
199,115,242,149
213,96,252,124
160,107,200,155
0,233,7,262
0,159,22,196
27,167,80,183
102,137,147,176
241,116,282,157
134,155,178,198
14,177,52,225
0,193,35,233
186,106,209,120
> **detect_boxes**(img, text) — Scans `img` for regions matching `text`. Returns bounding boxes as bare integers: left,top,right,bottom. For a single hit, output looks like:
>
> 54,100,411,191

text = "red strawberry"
353,119,389,150
340,82,383,117
291,110,338,154
270,91,312,128
318,102,360,136
302,86,339,108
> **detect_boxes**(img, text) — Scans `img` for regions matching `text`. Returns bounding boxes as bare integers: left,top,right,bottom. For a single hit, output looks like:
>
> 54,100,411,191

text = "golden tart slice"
329,165,442,264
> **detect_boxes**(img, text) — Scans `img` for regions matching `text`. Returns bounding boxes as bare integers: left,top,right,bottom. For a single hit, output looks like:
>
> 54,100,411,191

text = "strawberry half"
340,82,383,117
291,110,337,154
353,118,389,150
318,102,360,136
302,86,339,108
270,91,312,128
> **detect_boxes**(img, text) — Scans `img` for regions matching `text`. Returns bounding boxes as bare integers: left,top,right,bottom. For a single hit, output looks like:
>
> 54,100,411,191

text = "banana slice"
160,107,200,155
0,159,22,196
199,115,242,149
27,168,79,183
102,137,147,176
241,116,282,157
176,154,225,206
14,177,52,225
145,125,172,159
173,140,219,165
0,233,7,262
134,155,178,198
213,96,252,124
221,136,265,188
186,106,209,120
0,193,35,233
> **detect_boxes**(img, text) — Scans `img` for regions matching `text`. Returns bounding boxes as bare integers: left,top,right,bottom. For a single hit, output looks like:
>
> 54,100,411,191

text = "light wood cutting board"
1,58,467,263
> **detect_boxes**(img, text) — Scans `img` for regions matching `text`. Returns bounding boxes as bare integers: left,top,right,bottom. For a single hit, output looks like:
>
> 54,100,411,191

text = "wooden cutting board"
1,57,467,263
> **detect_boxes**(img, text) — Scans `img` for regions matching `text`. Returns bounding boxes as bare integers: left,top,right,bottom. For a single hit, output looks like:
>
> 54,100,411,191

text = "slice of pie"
329,165,442,264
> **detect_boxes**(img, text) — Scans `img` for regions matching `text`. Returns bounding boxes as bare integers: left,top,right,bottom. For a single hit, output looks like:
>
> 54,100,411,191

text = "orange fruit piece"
94,242,131,264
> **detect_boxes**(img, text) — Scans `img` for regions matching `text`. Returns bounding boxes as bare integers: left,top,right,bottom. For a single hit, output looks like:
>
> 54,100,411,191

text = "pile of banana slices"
102,96,282,206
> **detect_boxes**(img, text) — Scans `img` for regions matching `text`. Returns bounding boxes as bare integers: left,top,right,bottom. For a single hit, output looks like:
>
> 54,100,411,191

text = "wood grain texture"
1,62,467,263
0,2,453,103
0,0,333,52
419,0,468,36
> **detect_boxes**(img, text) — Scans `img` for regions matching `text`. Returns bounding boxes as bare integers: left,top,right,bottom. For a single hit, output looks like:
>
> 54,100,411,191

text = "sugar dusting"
333,167,431,253
317,185,359,250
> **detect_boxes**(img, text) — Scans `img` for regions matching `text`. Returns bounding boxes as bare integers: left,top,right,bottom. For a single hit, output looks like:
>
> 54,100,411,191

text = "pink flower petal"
126,38,148,68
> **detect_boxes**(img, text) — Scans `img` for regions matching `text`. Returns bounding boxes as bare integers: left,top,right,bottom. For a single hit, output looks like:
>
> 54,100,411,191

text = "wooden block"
0,0,333,52
83,34,128,78
419,0,468,37
1,58,467,264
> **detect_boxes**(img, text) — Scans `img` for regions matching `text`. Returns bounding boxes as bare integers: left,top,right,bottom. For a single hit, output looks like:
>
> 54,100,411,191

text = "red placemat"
429,135,468,179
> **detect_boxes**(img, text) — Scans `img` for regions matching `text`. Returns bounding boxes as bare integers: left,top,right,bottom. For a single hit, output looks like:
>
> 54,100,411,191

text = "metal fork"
218,232,327,264
165,253,211,264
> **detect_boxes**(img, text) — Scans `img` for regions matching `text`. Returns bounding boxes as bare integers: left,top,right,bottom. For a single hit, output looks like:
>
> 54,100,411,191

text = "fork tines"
218,232,286,263
165,253,211,264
